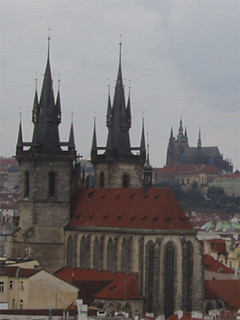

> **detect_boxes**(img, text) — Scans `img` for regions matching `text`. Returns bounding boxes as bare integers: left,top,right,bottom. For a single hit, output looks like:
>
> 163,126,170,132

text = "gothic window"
66,236,75,267
48,171,56,197
107,238,115,271
122,174,130,188
182,241,193,311
146,241,160,313
100,171,104,188
164,242,175,318
80,236,88,268
93,237,102,270
121,237,132,272
24,170,29,197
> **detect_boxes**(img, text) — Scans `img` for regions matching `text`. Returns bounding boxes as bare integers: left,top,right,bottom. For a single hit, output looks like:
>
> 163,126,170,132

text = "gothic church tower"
15,38,77,272
91,42,146,188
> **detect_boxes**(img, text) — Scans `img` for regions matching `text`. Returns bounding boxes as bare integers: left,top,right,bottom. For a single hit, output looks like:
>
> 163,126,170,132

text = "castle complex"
13,39,204,317
166,119,232,172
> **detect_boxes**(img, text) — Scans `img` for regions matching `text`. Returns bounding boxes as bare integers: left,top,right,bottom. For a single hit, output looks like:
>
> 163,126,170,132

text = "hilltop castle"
166,119,232,172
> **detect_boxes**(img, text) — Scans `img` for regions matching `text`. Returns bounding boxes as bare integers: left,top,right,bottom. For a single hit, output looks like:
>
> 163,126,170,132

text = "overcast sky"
0,0,239,170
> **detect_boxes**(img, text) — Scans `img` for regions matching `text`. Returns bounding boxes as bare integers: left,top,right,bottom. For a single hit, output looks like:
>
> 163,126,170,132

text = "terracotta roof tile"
204,255,233,274
205,279,240,310
55,268,141,301
68,188,193,231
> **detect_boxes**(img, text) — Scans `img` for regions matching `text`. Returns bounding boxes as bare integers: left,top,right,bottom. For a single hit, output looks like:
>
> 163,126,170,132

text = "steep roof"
55,267,141,301
205,279,240,310
67,188,193,232
204,255,233,274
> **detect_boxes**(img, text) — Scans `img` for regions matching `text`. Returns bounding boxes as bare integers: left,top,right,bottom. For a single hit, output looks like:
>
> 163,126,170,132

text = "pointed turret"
91,117,98,158
177,117,184,140
142,133,153,193
126,87,132,129
140,118,146,160
68,119,75,151
55,80,62,125
16,116,23,152
106,87,112,128
198,129,202,148
184,127,188,140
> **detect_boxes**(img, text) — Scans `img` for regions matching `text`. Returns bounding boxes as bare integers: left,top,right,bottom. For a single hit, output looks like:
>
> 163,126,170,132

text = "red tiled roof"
55,268,141,301
167,312,203,320
68,188,193,231
209,239,227,255
204,255,233,274
205,279,240,310
0,266,40,278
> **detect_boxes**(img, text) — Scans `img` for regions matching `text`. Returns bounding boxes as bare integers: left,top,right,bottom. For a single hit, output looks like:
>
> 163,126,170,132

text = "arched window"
48,171,56,197
24,170,30,198
182,241,193,311
107,238,115,271
121,237,132,272
66,236,75,267
100,171,104,188
164,242,175,318
122,174,130,188
80,236,88,268
146,241,160,313
93,237,102,270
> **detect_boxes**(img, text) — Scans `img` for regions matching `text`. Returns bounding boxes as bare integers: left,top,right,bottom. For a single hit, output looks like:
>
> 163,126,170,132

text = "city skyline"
0,0,239,169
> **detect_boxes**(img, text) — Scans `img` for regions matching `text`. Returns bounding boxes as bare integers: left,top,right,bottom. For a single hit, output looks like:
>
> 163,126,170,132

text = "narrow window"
48,171,56,197
122,174,130,188
0,282,4,292
12,299,15,309
20,299,23,309
20,281,24,290
100,171,104,188
10,280,13,289
24,170,29,197
165,243,175,318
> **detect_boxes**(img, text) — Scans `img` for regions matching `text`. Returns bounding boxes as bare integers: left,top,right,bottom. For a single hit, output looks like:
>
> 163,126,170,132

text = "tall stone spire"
91,40,146,188
105,40,131,158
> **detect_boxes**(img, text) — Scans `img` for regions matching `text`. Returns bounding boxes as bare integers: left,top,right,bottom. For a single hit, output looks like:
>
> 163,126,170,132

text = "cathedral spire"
30,35,61,151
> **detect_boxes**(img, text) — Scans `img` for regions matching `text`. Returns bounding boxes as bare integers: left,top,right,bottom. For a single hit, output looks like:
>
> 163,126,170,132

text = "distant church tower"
15,37,78,272
91,41,146,188
166,118,189,166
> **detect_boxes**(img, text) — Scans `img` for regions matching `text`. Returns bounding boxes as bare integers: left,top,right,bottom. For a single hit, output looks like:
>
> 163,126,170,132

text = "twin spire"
91,40,146,163
17,36,75,153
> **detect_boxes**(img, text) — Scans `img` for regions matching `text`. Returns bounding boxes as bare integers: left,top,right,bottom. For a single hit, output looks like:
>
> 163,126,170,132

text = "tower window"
100,171,104,188
48,171,56,197
24,170,30,197
122,174,130,188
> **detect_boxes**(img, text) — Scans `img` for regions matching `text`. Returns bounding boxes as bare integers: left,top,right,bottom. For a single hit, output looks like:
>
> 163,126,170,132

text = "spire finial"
119,34,122,64
71,111,74,124
35,72,38,91
58,73,61,91
47,28,51,59
19,108,22,124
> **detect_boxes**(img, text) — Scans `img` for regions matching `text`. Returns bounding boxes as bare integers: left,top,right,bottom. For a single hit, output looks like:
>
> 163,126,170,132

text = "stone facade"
65,229,203,316
94,162,143,188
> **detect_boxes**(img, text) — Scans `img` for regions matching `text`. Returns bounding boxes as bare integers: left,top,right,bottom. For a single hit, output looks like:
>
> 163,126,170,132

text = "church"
166,119,232,172
14,38,204,317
